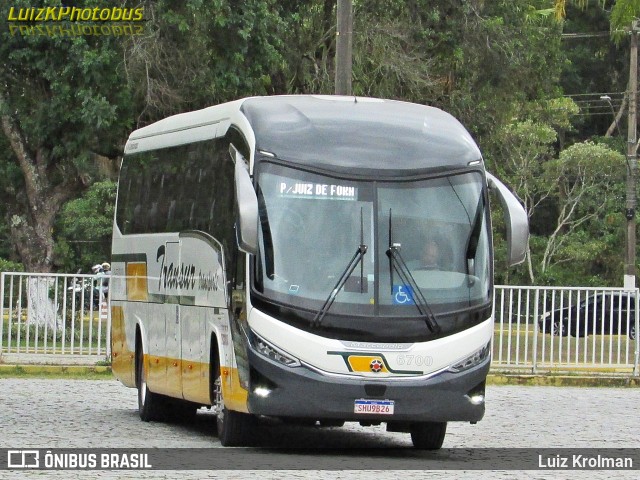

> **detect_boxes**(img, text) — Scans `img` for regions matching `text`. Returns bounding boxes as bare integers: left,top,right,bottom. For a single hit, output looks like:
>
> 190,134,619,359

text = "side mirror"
231,145,258,255
486,172,528,266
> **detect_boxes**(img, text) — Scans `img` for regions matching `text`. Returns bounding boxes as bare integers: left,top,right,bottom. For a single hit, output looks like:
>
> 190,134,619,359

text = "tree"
0,0,133,272
54,181,116,273
490,119,559,283
539,141,625,278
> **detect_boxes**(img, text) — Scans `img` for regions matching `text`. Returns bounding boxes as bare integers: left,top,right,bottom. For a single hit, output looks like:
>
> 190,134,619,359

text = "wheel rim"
214,375,225,433
553,320,563,336
138,354,147,406
140,369,147,405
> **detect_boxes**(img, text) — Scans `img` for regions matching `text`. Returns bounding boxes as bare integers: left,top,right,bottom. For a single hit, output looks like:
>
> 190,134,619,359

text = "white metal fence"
1,272,639,376
493,286,640,375
0,272,110,359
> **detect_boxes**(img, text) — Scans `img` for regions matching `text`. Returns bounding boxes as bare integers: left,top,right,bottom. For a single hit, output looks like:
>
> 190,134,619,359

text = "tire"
136,345,166,422
410,422,447,450
211,354,253,446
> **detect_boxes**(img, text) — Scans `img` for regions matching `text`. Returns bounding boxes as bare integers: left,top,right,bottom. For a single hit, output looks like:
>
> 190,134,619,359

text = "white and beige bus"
111,95,527,449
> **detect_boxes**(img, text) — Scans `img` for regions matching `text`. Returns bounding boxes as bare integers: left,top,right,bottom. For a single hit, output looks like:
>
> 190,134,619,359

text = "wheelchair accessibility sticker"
392,285,415,305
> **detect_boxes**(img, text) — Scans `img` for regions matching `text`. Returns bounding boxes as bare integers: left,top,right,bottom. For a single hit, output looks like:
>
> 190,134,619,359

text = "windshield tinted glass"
377,173,490,314
254,163,490,317
256,163,375,315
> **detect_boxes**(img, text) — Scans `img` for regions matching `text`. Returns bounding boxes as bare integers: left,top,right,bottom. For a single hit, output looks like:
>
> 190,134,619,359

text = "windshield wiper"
386,209,440,334
464,194,485,279
312,208,367,328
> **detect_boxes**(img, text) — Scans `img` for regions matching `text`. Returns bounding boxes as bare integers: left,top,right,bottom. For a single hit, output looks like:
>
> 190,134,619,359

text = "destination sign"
278,181,357,200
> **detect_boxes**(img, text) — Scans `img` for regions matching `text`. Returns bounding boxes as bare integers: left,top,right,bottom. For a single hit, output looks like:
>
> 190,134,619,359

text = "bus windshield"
254,162,490,318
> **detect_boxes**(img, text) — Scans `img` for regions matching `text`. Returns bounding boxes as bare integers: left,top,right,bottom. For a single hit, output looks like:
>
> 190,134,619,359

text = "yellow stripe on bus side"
111,304,249,412
220,365,250,413
143,354,249,413
110,305,136,387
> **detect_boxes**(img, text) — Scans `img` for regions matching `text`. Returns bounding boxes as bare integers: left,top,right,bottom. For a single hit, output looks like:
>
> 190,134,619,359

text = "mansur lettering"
156,245,220,292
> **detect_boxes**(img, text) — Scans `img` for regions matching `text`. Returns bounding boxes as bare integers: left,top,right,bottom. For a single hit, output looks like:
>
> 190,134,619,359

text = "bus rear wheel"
212,363,253,446
410,422,447,450
136,346,166,422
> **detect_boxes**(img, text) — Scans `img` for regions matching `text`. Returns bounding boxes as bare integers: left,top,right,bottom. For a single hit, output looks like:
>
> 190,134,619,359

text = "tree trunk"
7,209,57,272
1,93,79,272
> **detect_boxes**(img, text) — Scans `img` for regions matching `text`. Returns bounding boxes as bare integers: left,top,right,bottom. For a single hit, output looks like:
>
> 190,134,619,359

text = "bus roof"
240,96,482,176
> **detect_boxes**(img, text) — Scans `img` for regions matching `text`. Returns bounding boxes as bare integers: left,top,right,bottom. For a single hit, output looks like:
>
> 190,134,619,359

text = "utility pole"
335,0,353,95
624,20,638,290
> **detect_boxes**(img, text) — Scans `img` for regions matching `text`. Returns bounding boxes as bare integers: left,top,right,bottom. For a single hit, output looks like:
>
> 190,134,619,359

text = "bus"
110,95,528,449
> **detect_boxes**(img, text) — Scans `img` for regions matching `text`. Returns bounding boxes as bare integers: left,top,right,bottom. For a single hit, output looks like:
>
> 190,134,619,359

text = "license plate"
354,399,395,415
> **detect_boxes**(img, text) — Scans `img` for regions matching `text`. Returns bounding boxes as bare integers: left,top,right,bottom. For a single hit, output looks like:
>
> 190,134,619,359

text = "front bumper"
246,348,489,423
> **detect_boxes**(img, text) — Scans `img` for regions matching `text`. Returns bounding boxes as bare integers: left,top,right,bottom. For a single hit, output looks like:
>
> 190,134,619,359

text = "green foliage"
610,0,640,40
0,258,24,274
545,140,624,180
0,0,134,162
536,142,624,285
441,1,564,140
54,181,116,273
487,118,557,221
124,0,286,123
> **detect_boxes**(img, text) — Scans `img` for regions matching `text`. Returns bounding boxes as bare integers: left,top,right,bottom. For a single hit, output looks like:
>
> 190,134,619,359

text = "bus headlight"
251,333,301,367
447,341,491,373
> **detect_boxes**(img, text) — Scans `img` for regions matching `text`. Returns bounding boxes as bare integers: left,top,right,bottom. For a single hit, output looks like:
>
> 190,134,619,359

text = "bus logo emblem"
370,359,383,373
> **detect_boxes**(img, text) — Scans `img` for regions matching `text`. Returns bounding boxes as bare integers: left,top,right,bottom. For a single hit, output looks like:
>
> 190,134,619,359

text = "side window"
117,133,248,243
116,151,157,234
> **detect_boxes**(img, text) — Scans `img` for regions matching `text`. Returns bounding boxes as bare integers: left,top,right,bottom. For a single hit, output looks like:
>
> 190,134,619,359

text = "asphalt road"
0,379,638,479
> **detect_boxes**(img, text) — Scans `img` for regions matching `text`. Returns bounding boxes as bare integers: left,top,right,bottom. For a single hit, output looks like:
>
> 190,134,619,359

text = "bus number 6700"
396,354,433,367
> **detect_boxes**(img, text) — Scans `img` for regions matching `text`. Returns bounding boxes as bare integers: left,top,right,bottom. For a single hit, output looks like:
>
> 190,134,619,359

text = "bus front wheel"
212,361,253,446
410,421,447,450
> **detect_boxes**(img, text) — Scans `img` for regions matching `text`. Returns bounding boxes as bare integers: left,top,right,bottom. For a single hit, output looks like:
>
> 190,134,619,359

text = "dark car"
538,292,637,339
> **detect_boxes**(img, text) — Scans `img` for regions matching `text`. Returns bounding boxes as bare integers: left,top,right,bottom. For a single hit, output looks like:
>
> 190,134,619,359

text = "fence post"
532,288,540,374
106,294,111,359
635,288,640,376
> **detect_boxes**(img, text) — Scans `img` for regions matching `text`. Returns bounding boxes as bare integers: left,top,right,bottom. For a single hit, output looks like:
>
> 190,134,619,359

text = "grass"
0,364,113,379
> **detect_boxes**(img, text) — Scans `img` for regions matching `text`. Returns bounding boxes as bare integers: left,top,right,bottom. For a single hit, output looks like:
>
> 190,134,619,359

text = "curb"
487,374,640,387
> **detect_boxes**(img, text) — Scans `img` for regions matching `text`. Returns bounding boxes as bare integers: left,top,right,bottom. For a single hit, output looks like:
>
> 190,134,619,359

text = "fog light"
470,394,485,405
253,386,271,398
